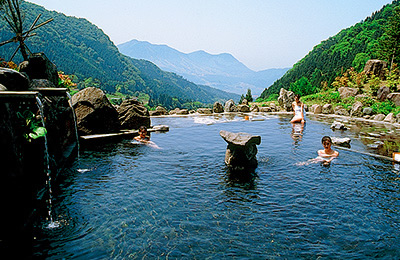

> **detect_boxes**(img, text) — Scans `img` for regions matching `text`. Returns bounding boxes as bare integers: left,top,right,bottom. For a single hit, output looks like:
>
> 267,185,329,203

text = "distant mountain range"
118,40,290,96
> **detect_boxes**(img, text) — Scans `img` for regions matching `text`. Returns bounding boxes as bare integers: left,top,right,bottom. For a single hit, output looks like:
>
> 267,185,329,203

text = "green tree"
289,77,317,96
352,53,371,72
377,6,400,70
245,88,253,102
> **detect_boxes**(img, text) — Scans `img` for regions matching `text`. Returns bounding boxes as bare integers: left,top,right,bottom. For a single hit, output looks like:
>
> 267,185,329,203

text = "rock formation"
0,68,30,91
213,101,224,113
117,98,150,129
71,87,120,135
224,99,238,112
220,130,261,172
278,88,295,111
363,59,388,79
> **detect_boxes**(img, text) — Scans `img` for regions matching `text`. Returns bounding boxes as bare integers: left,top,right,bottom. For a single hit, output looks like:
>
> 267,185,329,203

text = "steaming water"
33,114,400,258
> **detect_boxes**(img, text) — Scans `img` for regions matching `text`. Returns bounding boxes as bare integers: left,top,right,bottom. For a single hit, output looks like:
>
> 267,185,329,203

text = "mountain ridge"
118,39,290,95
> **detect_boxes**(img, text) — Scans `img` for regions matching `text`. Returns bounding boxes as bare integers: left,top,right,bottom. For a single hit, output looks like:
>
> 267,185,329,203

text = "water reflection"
291,122,305,145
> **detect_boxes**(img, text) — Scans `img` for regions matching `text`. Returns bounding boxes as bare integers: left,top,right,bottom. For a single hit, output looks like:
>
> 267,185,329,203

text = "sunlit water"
33,114,400,259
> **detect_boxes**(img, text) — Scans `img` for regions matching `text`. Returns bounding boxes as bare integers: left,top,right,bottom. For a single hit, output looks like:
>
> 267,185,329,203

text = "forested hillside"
0,1,239,109
260,0,400,99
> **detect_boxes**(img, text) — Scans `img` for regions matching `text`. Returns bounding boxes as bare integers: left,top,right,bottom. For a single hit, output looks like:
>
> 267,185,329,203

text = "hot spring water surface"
34,114,400,259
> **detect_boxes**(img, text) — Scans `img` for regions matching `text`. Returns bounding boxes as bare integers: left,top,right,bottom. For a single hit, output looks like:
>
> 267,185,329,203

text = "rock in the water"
71,87,120,135
250,104,259,112
224,99,238,112
373,114,386,121
0,68,29,91
331,137,351,148
334,106,350,116
220,130,261,172
237,104,250,112
197,108,213,114
277,88,295,111
117,98,150,130
384,113,395,123
213,102,224,113
311,104,322,114
331,121,347,130
322,104,333,114
152,125,169,132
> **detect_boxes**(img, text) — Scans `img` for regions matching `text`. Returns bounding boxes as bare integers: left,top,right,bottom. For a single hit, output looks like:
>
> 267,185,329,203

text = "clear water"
33,114,400,259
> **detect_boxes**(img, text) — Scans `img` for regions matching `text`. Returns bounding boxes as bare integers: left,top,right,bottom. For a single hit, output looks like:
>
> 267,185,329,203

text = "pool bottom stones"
220,130,261,173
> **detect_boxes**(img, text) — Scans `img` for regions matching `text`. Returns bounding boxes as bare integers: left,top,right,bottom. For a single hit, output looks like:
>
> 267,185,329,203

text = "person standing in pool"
134,126,150,143
318,136,339,165
290,94,306,124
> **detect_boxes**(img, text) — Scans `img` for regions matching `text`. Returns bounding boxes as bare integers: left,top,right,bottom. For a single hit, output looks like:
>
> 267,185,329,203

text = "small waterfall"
35,95,60,229
66,92,80,157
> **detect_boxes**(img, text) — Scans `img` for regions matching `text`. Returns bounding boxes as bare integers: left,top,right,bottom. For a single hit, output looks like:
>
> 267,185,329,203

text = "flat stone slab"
220,130,261,146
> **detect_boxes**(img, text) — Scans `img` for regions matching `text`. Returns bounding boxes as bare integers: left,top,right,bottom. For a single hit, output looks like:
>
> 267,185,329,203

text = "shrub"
371,101,396,115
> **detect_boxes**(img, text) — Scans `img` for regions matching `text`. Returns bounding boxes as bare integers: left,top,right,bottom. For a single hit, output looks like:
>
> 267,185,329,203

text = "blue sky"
28,0,393,71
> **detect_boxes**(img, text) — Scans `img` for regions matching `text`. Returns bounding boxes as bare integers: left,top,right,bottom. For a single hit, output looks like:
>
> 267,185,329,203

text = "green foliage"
289,76,318,96
352,53,371,72
16,110,47,142
259,0,400,99
376,6,400,69
371,100,396,115
0,1,239,109
245,89,253,102
301,91,341,105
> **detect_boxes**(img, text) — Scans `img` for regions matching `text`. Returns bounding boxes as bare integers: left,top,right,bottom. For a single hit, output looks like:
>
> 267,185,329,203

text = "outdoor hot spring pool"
33,114,400,259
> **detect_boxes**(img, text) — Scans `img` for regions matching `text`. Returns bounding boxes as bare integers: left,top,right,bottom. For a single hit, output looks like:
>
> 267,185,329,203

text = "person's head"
321,136,332,149
139,126,147,137
294,94,300,102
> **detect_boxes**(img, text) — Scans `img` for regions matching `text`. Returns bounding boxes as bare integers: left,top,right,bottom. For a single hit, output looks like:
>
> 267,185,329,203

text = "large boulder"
331,137,351,148
363,59,388,79
338,87,358,99
197,108,213,114
334,106,350,116
118,98,150,129
18,52,59,87
0,68,29,91
224,99,238,112
384,113,395,123
220,130,261,172
250,104,259,112
29,79,56,89
350,101,363,117
322,104,333,114
71,87,120,135
237,104,250,112
278,88,295,111
311,104,322,114
149,106,167,116
387,93,400,106
213,102,224,113
377,86,390,101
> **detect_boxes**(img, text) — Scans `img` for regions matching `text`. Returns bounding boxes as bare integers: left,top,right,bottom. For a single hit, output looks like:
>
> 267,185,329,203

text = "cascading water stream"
35,95,60,229
66,92,80,157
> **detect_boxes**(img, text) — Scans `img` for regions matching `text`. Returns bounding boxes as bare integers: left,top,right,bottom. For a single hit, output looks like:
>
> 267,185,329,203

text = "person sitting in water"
317,136,339,165
134,126,150,143
290,94,306,124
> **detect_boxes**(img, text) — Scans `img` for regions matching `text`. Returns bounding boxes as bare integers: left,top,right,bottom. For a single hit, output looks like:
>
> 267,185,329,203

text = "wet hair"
295,94,301,99
139,126,147,132
321,136,332,144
